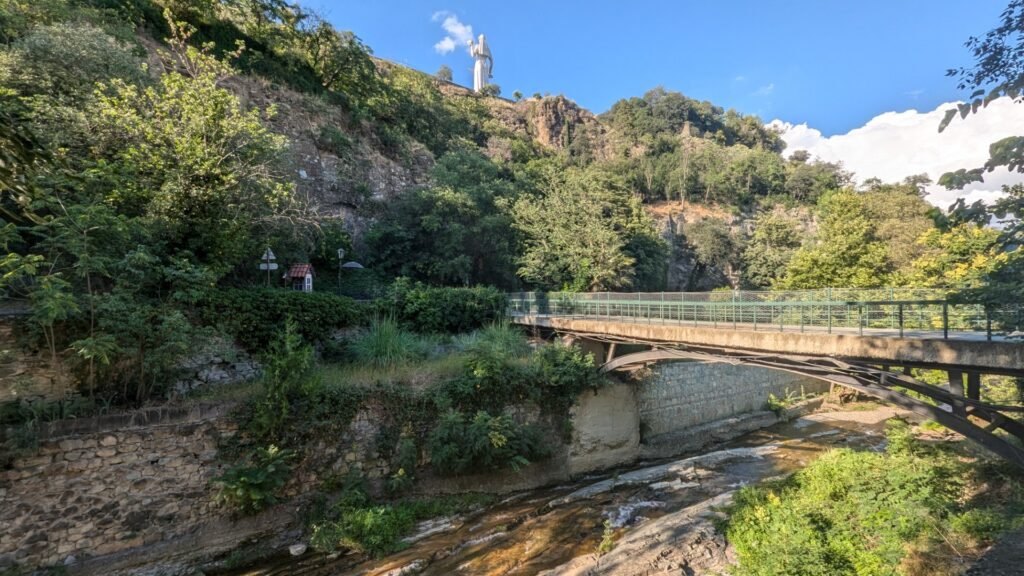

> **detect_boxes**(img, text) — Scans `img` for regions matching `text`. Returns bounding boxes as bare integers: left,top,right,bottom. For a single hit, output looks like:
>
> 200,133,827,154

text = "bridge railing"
506,290,1024,340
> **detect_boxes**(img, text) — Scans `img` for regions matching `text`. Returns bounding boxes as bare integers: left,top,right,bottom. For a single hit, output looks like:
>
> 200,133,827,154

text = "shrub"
531,342,604,413
428,410,549,475
382,279,505,334
309,485,491,556
214,444,294,514
349,317,430,368
197,288,361,351
316,125,352,155
723,444,963,576
249,320,314,441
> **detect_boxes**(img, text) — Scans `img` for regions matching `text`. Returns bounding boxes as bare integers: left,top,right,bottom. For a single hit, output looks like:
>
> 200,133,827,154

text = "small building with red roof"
283,263,314,292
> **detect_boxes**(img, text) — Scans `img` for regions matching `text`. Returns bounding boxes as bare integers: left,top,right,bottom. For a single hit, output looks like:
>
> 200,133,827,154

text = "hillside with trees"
1,0,1018,401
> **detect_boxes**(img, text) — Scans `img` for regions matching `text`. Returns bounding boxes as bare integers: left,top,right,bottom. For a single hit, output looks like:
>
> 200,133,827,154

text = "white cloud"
432,11,474,55
753,83,774,96
434,37,456,54
769,97,1024,209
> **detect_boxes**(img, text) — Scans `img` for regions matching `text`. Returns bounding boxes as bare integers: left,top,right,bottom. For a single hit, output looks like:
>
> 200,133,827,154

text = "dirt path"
965,527,1024,576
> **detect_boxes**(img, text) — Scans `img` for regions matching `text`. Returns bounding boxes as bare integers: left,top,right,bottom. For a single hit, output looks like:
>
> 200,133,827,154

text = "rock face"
170,337,260,396
0,318,71,402
522,95,606,153
227,74,434,245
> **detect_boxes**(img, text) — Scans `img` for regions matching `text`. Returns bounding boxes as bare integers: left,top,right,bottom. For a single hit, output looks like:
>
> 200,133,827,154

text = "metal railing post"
732,291,737,330
942,301,949,340
858,304,864,336
779,304,784,332
986,306,992,341
898,303,904,338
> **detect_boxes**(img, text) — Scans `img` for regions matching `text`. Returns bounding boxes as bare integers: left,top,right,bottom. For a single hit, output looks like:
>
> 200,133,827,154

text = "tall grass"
350,317,430,369
455,322,530,359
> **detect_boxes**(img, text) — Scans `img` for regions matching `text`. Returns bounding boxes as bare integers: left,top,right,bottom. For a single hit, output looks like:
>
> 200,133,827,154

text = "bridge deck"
514,313,1008,341
512,314,1024,374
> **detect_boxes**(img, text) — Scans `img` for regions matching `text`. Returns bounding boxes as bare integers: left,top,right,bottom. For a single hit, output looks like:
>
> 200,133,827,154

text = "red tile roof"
283,263,314,279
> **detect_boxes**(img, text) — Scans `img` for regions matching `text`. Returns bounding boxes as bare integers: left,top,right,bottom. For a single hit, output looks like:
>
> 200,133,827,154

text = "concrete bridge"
510,289,1024,468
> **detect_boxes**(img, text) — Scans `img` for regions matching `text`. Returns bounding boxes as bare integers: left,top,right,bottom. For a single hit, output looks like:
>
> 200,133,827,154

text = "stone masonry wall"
0,405,233,569
637,361,829,439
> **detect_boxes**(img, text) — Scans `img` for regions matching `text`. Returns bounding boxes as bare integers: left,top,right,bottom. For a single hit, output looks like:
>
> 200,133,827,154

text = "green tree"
684,219,736,290
513,167,640,291
297,14,381,105
861,177,936,276
741,212,801,288
90,21,300,277
908,224,1007,289
779,190,892,288
784,156,851,203
940,0,1024,186
366,151,520,288
435,64,452,82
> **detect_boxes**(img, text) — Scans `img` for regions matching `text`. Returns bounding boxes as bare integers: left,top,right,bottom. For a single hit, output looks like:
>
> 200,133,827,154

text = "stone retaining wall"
637,361,829,440
0,405,234,569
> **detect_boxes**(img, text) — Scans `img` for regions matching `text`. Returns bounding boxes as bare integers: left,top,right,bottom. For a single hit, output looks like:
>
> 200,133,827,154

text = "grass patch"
721,419,1024,576
317,354,466,390
350,317,434,369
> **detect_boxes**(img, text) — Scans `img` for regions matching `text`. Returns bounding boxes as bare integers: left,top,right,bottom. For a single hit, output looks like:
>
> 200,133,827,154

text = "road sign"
261,248,276,261
259,263,279,270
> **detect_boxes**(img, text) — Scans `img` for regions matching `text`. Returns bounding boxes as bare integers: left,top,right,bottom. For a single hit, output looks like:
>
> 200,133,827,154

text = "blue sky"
308,1,1004,136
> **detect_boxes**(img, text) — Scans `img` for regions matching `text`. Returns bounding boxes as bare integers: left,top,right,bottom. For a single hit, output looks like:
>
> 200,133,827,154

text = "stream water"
219,405,900,576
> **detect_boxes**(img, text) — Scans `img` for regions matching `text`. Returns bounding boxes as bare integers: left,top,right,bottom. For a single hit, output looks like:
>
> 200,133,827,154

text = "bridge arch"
602,346,1024,469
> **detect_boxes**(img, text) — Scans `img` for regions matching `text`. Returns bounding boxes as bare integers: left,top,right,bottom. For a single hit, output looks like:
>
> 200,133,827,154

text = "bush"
197,288,361,351
309,485,490,556
723,443,964,576
316,124,352,155
214,444,294,514
531,342,603,413
249,320,315,441
382,279,505,334
428,410,549,475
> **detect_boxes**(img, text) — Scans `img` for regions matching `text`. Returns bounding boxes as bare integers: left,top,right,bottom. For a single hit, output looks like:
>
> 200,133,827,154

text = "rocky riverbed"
217,404,902,576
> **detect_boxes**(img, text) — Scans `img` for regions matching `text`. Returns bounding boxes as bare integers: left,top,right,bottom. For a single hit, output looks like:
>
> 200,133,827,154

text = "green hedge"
197,288,362,351
381,279,506,334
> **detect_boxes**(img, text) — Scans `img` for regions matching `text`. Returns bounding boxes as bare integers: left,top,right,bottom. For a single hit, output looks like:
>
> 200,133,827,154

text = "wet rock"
549,445,780,507
288,543,307,556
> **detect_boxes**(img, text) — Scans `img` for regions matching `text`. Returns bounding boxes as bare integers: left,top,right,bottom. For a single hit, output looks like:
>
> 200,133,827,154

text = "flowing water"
219,405,900,576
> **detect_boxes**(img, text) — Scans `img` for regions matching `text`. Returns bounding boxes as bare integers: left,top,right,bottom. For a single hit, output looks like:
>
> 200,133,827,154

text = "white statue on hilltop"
468,34,492,93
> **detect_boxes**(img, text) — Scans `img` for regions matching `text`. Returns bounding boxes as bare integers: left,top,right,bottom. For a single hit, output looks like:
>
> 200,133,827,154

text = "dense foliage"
197,288,361,351
230,324,606,483
380,279,506,334
213,444,294,514
428,410,550,475
724,420,1024,576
